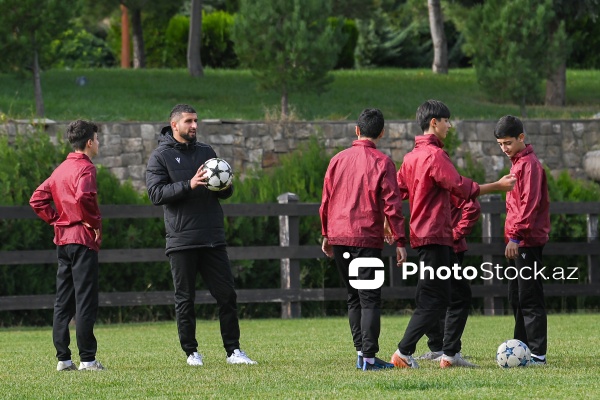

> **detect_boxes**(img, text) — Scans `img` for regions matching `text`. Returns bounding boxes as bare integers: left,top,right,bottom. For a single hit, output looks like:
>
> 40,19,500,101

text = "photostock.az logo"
346,252,385,290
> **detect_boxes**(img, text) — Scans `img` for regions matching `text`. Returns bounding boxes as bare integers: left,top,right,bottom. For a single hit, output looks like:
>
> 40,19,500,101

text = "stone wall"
2,119,599,192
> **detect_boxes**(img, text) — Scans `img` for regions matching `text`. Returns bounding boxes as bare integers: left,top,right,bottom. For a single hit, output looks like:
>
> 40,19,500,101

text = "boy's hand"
505,241,519,259
383,218,394,244
497,174,517,192
322,237,333,258
396,247,407,266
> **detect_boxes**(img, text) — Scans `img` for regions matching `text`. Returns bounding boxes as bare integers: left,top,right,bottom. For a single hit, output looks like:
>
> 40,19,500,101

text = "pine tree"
233,0,342,119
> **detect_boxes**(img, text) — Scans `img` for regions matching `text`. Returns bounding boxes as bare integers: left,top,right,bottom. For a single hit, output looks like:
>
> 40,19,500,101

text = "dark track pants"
333,246,383,358
53,244,99,362
169,247,240,356
398,244,452,356
508,246,547,356
424,251,472,357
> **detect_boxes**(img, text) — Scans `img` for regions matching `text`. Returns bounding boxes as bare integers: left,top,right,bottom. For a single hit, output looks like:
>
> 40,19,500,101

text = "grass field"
1,314,598,399
1,68,599,122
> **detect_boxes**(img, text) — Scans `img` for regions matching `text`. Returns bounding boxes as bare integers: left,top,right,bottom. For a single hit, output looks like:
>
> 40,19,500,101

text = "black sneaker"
530,356,547,366
362,357,394,371
356,355,363,369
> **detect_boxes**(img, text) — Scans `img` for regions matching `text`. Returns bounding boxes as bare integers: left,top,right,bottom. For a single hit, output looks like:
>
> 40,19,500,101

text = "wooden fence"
1,194,599,318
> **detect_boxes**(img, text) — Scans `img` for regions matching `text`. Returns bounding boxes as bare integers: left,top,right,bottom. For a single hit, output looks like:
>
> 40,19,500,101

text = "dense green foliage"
47,28,116,69
462,0,568,111
233,0,343,115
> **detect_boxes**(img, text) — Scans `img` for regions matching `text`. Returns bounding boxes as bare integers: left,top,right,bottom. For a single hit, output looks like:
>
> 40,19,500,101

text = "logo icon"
521,253,526,259
346,253,385,290
175,157,181,164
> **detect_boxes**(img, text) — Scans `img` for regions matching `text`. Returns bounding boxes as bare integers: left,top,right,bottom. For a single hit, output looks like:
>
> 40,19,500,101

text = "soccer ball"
201,157,233,191
496,339,531,368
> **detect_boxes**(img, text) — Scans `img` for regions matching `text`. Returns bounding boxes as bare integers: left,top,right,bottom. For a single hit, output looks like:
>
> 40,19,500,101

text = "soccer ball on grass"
201,157,233,191
496,339,531,368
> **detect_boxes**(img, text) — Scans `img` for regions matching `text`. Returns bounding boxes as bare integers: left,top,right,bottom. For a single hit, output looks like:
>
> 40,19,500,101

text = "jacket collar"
415,134,444,149
67,152,92,162
511,144,534,164
352,139,377,149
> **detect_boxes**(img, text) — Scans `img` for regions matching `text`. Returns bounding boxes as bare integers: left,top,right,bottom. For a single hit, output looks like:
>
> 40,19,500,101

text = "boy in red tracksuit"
417,197,480,363
391,100,516,369
494,115,550,365
30,120,104,372
320,108,408,371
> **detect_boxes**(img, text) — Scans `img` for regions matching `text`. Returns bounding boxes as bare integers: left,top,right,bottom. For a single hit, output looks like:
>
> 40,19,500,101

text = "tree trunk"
427,0,448,74
32,38,44,117
120,4,131,69
187,0,204,77
281,87,288,120
131,8,145,69
545,61,566,106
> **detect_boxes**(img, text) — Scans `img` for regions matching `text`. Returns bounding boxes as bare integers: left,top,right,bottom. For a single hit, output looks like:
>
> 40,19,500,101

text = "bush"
201,10,238,68
46,28,116,69
330,18,357,69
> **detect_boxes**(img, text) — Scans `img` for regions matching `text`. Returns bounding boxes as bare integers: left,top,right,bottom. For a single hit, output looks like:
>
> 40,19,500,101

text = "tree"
233,0,342,119
462,0,567,117
0,0,76,117
427,0,447,74
544,0,599,106
187,0,204,77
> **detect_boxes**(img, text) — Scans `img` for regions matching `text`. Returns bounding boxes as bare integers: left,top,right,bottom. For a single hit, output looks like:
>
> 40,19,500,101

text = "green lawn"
1,314,598,399
1,68,598,122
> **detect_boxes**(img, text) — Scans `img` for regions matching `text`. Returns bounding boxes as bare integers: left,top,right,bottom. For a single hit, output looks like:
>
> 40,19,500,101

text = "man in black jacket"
146,104,256,366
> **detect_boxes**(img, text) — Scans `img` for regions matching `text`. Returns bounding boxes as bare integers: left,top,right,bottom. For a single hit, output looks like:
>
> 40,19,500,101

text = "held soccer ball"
496,339,531,368
201,158,233,191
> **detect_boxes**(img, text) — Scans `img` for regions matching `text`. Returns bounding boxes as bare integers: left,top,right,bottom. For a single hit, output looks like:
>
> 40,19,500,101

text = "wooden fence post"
481,194,505,316
587,213,599,286
278,192,301,318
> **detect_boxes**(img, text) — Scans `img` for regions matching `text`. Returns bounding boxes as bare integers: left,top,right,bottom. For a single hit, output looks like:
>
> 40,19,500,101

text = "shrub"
46,29,116,69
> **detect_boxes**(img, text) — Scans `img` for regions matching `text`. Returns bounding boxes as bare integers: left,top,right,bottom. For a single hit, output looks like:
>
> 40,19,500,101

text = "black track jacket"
146,126,233,255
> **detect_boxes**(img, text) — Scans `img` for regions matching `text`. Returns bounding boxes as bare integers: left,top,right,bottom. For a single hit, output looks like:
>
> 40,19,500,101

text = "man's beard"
180,131,196,142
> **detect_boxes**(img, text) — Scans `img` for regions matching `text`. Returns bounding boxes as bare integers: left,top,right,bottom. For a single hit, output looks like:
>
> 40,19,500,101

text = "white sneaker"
78,360,105,371
226,349,257,365
416,350,443,360
187,352,204,366
440,353,478,368
57,361,77,371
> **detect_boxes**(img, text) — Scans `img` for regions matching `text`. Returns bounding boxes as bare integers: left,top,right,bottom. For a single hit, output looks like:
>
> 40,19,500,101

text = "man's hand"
190,167,209,190
396,247,407,266
322,237,333,258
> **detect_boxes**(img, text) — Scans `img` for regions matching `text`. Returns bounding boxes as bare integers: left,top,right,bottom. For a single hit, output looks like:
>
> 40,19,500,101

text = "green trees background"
1,0,599,119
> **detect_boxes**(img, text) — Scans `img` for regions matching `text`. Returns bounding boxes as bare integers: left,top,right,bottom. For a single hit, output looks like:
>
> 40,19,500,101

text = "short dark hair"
356,108,385,139
416,99,451,132
67,120,98,151
169,104,197,122
494,115,524,139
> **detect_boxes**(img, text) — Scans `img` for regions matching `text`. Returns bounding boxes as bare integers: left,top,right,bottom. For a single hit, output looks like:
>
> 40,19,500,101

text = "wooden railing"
1,194,599,318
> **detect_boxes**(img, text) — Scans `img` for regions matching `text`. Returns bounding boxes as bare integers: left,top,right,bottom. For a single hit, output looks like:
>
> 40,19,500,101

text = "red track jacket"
505,144,550,247
451,196,481,253
397,134,480,248
320,140,406,249
30,153,102,252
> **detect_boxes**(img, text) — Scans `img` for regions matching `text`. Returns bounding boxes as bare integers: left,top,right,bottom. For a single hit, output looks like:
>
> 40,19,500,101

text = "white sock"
364,357,375,365
60,360,73,366
357,351,363,357
531,354,546,361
